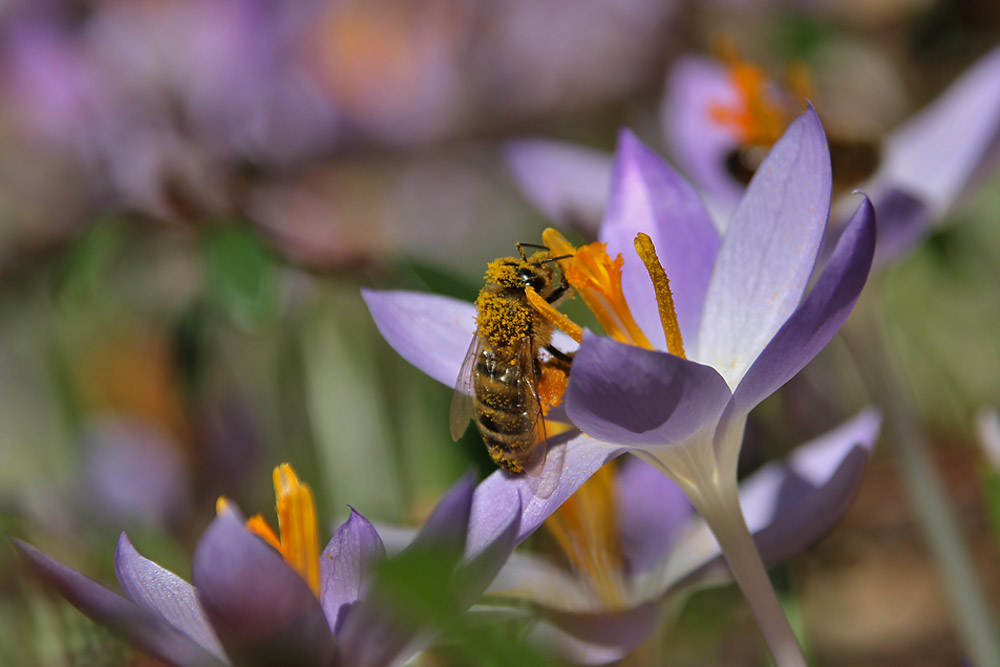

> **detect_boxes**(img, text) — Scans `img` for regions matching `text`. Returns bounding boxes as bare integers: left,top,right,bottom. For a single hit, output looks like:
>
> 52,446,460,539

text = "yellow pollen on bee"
537,365,569,416
542,229,653,350
544,461,627,609
236,463,321,597
633,233,686,359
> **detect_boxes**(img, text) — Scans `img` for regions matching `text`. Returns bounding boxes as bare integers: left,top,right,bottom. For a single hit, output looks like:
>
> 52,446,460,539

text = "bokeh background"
1,0,999,664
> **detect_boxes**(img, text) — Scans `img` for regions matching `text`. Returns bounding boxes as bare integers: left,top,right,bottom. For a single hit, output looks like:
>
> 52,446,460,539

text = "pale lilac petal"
599,130,720,349
465,433,622,555
697,107,832,388
192,512,335,666
663,410,880,589
876,45,1000,217
14,540,226,667
453,499,521,608
546,603,660,658
114,533,225,660
976,408,1000,473
661,56,745,211
504,139,613,232
565,333,732,449
614,455,692,574
729,195,875,416
320,509,386,634
362,288,476,388
486,551,592,608
527,620,631,665
870,186,932,264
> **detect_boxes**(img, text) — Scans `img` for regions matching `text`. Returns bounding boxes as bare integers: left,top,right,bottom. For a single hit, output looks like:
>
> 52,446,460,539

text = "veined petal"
729,195,875,417
565,333,732,449
876,45,1000,217
599,130,720,350
465,433,622,556
14,540,226,667
697,106,832,388
362,288,477,388
192,512,335,667
661,409,880,591
114,534,226,661
661,56,745,212
614,455,693,574
320,509,386,634
504,138,613,232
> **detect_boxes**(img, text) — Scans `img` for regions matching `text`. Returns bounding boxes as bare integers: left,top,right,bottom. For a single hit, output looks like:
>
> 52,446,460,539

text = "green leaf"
203,225,276,329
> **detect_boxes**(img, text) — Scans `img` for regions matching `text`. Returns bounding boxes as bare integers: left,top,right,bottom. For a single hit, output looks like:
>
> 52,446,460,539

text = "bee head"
485,254,553,290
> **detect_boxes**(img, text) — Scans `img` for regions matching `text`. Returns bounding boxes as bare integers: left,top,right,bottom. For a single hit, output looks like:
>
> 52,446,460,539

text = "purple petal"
565,333,732,449
453,499,521,608
362,288,476,388
742,409,881,563
667,410,880,588
614,455,692,574
876,45,1000,217
114,533,225,660
870,186,933,264
660,56,745,211
192,512,336,666
504,139,613,232
729,195,875,416
406,472,476,565
697,107,832,388
320,509,386,634
599,130,720,349
465,433,622,555
14,540,225,667
545,603,660,657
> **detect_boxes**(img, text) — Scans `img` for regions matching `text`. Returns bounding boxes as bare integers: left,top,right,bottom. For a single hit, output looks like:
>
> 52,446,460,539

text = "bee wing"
509,337,549,480
449,335,482,441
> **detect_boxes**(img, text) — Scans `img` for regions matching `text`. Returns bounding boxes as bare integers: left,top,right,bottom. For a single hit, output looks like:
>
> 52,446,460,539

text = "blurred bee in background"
450,243,573,476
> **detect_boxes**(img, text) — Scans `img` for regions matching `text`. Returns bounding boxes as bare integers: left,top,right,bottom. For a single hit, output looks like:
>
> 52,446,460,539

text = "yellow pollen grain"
273,464,321,596
525,286,582,344
542,228,653,350
544,462,626,609
633,233,686,359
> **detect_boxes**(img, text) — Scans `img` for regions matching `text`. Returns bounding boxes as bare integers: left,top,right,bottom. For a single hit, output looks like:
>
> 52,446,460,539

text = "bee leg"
544,344,574,373
545,279,569,304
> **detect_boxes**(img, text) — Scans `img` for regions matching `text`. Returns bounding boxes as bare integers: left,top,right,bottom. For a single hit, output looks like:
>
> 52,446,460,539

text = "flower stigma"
542,228,653,350
230,463,321,596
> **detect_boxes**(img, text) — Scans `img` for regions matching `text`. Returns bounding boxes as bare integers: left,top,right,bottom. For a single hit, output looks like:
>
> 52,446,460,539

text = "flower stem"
646,444,806,667
691,482,807,667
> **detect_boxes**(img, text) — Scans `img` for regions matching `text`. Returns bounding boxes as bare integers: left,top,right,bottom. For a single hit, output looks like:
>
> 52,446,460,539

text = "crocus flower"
509,45,1000,263
483,411,880,664
16,464,521,667
364,107,876,664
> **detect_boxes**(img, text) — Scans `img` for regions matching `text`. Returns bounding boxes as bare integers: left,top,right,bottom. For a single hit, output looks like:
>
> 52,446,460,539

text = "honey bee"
450,243,573,475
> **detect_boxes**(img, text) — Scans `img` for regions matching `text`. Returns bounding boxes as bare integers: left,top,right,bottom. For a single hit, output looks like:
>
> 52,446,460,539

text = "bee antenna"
515,241,549,260
540,254,572,264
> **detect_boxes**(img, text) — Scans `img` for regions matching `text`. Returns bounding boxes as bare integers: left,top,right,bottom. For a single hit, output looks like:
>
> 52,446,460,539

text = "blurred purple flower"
508,45,1000,263
484,411,879,663
16,469,520,667
365,109,876,663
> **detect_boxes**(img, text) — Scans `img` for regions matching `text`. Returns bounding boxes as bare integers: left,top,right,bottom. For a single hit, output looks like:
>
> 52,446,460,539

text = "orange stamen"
633,233,686,359
218,464,321,597
525,286,583,344
544,462,626,609
542,228,653,350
